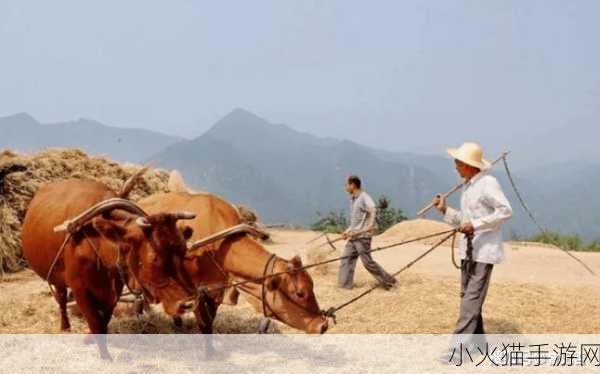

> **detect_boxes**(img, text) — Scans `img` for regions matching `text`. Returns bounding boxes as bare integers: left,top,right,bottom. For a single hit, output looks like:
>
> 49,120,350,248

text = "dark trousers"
454,260,494,335
338,238,396,289
448,260,494,354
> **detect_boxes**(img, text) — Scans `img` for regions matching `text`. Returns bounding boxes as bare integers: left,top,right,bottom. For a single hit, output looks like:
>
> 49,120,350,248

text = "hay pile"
0,148,169,274
376,219,453,245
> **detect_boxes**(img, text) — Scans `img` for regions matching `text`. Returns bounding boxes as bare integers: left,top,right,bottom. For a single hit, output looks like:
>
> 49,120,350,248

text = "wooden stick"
416,151,510,217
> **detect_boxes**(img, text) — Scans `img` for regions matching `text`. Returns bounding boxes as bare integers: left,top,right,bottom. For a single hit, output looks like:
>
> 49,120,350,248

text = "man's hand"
432,194,447,214
342,230,355,240
459,222,475,236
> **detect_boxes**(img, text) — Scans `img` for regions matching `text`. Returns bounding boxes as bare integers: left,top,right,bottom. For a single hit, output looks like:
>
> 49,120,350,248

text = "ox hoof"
134,299,145,316
257,318,271,334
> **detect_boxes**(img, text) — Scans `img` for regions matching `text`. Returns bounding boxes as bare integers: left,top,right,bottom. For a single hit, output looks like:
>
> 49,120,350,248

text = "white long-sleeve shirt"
444,173,513,264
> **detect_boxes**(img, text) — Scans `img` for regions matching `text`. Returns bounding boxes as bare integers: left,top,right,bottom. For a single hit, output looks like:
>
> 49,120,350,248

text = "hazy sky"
1,0,599,153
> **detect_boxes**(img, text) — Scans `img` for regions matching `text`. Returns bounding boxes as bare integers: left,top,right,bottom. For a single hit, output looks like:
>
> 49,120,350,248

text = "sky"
1,0,599,154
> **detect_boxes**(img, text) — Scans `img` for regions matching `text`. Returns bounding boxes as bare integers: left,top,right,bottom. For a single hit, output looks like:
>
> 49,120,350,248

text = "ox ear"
92,218,128,243
181,225,194,241
265,275,281,291
289,255,303,270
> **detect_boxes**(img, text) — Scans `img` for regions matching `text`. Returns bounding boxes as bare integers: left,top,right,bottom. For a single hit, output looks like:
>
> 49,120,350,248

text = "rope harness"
42,151,596,333
260,254,279,320
193,228,461,327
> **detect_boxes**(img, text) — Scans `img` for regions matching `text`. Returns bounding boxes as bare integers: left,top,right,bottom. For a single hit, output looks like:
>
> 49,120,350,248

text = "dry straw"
0,148,169,275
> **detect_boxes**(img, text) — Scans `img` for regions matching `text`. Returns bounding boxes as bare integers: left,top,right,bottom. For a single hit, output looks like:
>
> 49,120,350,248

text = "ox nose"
307,317,329,334
319,320,328,334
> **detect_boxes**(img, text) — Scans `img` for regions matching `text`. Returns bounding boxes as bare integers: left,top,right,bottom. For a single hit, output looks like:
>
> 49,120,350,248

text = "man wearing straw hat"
432,142,512,360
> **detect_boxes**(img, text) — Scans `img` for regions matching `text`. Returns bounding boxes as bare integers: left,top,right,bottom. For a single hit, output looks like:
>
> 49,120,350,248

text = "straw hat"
447,142,490,170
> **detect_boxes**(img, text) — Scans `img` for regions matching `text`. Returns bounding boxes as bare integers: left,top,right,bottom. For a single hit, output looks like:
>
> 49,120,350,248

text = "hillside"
1,109,598,241
151,109,451,225
0,113,181,163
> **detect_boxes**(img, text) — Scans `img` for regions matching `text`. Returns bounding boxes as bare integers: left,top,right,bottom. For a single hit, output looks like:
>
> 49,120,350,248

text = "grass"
530,231,600,252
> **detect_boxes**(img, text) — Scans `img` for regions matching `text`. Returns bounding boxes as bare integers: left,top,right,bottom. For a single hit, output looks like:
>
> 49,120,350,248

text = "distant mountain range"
1,109,598,241
0,112,181,163
150,108,451,224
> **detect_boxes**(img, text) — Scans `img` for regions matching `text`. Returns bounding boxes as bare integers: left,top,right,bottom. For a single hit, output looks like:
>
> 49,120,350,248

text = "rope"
45,233,72,299
502,156,596,276
450,231,460,269
325,230,457,316
206,228,458,294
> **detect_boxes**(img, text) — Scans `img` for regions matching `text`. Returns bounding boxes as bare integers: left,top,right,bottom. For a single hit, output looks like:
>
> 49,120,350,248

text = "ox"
21,179,197,359
138,191,329,335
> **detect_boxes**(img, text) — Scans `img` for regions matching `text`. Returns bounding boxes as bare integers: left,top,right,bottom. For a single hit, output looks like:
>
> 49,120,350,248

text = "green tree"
375,195,407,234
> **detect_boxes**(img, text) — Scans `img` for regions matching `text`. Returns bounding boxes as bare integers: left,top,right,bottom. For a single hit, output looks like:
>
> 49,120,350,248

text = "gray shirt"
349,191,377,238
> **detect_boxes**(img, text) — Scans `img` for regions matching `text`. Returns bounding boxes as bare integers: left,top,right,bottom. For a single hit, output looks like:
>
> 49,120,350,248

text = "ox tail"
118,165,149,198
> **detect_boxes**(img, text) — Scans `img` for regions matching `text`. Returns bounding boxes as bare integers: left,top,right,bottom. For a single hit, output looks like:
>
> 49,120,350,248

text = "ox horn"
136,217,152,228
54,198,149,233
174,211,196,220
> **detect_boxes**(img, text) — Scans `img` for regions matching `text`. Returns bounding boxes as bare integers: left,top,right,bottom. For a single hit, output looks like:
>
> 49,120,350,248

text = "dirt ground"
2,227,600,335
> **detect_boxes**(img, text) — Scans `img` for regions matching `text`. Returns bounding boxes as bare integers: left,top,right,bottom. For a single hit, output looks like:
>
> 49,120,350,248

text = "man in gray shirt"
338,175,397,290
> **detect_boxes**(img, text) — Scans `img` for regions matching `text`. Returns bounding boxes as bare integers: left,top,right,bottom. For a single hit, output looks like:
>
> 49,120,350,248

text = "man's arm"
470,177,513,231
433,194,462,227
364,206,377,234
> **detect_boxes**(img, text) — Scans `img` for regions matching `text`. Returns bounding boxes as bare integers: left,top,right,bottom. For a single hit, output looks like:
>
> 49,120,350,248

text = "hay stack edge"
0,148,170,275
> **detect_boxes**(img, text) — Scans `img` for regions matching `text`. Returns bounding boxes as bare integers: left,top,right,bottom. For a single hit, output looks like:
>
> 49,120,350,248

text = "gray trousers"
449,260,494,354
338,238,396,289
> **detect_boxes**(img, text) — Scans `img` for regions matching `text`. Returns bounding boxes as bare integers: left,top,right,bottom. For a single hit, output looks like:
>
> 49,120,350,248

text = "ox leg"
195,296,217,334
53,285,71,332
172,315,183,329
72,289,112,361
194,296,218,357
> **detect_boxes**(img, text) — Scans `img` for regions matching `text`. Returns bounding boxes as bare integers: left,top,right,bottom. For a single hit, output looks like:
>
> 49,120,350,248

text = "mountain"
151,108,456,225
150,108,600,241
0,113,182,163
3,109,596,241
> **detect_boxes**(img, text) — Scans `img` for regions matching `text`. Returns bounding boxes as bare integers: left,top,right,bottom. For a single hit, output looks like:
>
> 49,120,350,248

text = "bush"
311,195,407,234
310,210,347,233
529,230,600,252
586,241,600,252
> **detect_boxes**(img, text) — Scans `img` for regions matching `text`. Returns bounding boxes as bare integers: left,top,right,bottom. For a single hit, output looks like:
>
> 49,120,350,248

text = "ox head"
260,255,328,334
55,198,197,316
222,237,327,334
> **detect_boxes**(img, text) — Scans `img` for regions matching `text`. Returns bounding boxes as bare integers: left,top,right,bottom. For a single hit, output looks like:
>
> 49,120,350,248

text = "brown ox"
139,191,329,335
21,179,197,359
